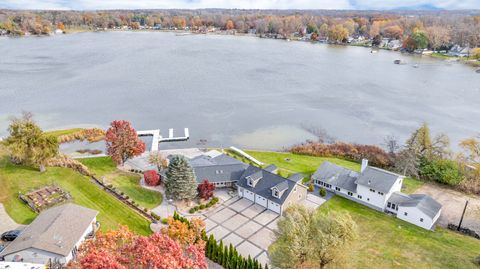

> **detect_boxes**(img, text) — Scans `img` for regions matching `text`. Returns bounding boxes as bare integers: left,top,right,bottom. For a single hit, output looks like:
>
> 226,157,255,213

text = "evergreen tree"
247,255,253,269
217,241,224,264
222,245,229,268
165,155,198,201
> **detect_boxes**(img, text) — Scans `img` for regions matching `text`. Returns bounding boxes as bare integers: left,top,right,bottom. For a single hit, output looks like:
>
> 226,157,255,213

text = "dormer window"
273,189,279,198
248,178,254,187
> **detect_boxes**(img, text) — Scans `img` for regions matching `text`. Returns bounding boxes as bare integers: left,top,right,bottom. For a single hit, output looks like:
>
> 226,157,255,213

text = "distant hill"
392,4,444,11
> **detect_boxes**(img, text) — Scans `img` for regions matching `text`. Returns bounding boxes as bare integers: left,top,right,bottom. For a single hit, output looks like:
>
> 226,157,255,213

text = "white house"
312,160,442,230
236,165,307,214
0,204,99,266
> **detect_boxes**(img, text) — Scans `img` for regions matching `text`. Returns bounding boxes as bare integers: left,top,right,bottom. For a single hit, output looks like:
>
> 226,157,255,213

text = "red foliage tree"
68,226,207,269
144,170,160,186
105,120,145,165
197,179,215,200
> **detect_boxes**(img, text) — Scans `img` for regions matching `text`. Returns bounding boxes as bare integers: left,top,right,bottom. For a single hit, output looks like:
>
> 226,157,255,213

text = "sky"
0,0,478,10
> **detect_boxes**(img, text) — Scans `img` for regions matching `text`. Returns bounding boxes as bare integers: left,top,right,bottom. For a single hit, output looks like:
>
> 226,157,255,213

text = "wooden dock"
137,128,189,151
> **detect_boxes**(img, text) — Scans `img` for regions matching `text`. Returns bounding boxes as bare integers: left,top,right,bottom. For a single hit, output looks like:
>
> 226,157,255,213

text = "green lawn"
321,196,480,269
79,156,162,209
44,128,84,138
0,148,151,235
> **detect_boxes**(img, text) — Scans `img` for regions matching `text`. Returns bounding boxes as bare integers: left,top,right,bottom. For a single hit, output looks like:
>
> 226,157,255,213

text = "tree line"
1,9,480,49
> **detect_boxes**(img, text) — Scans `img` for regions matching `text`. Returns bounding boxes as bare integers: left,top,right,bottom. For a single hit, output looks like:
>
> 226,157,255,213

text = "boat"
394,60,402,64
413,64,419,68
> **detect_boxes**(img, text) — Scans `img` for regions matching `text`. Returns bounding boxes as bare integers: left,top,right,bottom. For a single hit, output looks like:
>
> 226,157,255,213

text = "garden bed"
19,185,72,213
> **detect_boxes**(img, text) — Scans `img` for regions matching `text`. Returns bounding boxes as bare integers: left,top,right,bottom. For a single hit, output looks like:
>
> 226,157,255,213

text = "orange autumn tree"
68,226,207,269
105,120,145,165
161,217,206,248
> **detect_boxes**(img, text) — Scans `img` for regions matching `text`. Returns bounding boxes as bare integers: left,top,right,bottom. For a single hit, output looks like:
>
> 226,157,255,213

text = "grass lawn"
0,147,151,235
44,128,84,138
321,196,480,269
79,156,162,209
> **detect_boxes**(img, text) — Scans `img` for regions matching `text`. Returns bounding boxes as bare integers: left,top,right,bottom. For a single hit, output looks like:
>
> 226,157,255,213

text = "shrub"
150,212,161,220
125,195,129,199
45,155,92,176
198,179,215,200
120,191,124,195
212,197,219,203
308,183,314,192
199,204,206,210
144,207,148,212
189,208,196,214
420,159,464,185
319,187,327,197
472,48,480,60
161,218,168,224
289,142,393,168
144,170,160,186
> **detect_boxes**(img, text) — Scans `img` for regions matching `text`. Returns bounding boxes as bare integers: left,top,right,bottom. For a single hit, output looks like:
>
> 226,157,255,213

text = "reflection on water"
232,125,317,150
1,32,479,150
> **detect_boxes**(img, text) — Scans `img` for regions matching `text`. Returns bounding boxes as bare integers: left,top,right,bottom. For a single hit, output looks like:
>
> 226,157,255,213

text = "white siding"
397,206,440,230
268,200,281,213
238,187,244,197
255,195,267,207
243,189,255,202
356,185,388,210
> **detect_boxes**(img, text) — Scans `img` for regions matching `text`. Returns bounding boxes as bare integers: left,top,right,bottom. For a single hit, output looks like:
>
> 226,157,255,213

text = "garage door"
255,195,267,207
268,200,281,214
244,190,255,202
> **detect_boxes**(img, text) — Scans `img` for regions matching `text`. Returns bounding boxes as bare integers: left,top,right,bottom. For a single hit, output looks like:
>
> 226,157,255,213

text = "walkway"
0,203,25,234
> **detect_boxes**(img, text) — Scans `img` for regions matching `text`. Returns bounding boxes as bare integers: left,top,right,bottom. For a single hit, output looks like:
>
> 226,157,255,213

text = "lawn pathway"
0,203,25,234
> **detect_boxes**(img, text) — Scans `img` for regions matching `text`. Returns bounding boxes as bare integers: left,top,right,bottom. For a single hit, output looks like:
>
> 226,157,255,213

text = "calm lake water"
1,32,479,150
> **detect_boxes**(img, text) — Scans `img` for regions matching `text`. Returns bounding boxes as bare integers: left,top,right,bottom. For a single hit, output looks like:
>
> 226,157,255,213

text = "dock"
137,128,189,151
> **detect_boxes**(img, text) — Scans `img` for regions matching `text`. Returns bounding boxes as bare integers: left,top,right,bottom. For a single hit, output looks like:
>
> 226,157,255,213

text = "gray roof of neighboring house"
287,173,304,183
237,165,300,205
312,162,359,192
190,154,248,183
1,204,98,258
399,194,442,219
355,166,403,193
264,164,278,173
388,191,414,205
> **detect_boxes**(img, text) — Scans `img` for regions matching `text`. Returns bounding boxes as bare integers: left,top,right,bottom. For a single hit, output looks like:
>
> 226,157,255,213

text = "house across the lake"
0,204,99,266
311,159,442,230
236,165,307,214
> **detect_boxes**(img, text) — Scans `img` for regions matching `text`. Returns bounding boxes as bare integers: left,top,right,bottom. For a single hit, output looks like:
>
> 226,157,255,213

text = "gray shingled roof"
190,154,248,183
355,166,403,193
237,165,299,205
399,194,442,219
287,173,304,183
388,192,413,205
312,162,358,192
1,204,98,257
264,164,278,173
272,181,289,192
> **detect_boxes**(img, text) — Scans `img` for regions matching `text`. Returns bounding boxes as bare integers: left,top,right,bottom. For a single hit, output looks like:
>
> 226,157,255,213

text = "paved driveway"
199,196,279,267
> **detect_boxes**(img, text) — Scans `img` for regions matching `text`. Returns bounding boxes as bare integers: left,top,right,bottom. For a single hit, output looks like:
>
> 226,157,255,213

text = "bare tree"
383,134,400,155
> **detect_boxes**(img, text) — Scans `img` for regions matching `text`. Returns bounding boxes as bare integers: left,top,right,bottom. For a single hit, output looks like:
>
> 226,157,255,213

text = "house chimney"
361,159,368,173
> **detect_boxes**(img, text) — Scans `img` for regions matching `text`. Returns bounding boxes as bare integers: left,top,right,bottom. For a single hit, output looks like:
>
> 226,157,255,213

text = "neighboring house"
448,45,470,57
189,151,248,187
0,204,99,266
236,165,307,214
312,160,442,230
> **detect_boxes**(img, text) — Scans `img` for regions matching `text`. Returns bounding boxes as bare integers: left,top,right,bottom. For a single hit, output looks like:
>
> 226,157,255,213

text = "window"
335,187,341,191
404,212,408,216
378,192,384,196
391,203,396,210
347,192,353,196
367,198,370,201
369,189,375,193
273,189,279,198
387,202,391,208
248,178,253,187
420,218,424,222
357,195,362,199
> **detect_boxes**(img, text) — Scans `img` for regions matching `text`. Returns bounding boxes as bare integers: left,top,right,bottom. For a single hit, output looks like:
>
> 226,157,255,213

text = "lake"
1,31,479,150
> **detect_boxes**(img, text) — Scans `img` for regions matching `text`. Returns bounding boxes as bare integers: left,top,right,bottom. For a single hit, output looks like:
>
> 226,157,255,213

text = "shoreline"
3,29,479,69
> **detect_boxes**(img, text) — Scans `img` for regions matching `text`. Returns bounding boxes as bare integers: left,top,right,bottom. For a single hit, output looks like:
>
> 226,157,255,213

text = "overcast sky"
0,0,478,10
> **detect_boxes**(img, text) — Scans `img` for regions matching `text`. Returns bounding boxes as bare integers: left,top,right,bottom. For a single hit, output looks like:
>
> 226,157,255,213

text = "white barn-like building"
312,160,442,230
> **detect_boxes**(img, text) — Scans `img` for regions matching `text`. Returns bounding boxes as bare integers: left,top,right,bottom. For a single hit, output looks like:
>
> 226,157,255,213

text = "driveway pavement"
199,196,279,267
0,203,24,235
